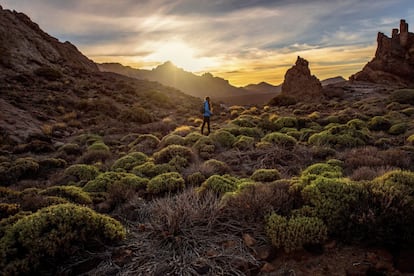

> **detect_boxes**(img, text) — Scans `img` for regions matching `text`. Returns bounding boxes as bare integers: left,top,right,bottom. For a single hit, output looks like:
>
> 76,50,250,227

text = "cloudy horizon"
1,0,413,86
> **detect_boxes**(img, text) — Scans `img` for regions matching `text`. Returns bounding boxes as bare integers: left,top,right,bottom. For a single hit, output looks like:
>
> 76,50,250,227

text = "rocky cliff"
0,5,98,77
351,19,414,86
280,56,323,100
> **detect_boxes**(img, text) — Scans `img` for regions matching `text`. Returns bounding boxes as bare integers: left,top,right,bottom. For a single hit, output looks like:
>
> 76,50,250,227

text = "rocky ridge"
0,5,97,77
351,19,414,86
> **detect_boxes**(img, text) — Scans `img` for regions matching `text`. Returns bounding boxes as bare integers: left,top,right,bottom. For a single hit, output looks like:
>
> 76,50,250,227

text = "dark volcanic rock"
281,56,323,100
351,19,414,86
0,7,98,77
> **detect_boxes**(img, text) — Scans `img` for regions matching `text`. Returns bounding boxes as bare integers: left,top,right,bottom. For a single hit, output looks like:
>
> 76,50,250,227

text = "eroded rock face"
281,56,323,100
0,7,98,77
351,19,414,86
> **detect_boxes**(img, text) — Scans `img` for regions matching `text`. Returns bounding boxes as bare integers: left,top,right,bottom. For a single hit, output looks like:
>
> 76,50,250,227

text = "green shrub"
184,132,203,145
300,177,366,233
40,186,92,204
38,158,67,170
0,203,19,219
83,171,148,192
74,133,102,146
273,116,298,130
388,123,407,135
198,174,238,195
368,116,391,131
132,161,173,178
8,157,40,182
407,134,414,145
201,159,231,176
58,143,81,155
159,134,186,147
0,203,125,274
112,152,148,172
210,130,237,148
265,213,327,253
346,119,367,130
261,132,297,149
118,104,154,124
299,162,343,186
308,124,370,148
64,164,99,184
231,115,259,128
401,107,414,116
147,172,185,194
87,141,110,152
225,127,263,138
233,135,255,150
186,172,206,187
153,145,194,167
389,89,414,105
251,169,280,182
128,134,160,154
193,137,215,159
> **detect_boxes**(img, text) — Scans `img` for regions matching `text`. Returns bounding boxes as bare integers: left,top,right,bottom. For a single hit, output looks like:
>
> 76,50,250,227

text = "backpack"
200,104,205,114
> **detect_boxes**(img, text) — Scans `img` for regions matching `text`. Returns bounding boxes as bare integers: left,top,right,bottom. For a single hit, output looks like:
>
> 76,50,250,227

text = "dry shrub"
222,181,294,223
114,189,259,275
350,166,395,181
343,147,383,170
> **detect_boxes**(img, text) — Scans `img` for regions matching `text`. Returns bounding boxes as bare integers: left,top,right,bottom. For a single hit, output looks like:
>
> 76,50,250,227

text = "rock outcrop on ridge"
351,19,414,86
280,56,323,100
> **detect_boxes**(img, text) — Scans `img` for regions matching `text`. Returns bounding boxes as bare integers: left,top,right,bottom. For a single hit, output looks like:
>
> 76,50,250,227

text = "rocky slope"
0,5,97,76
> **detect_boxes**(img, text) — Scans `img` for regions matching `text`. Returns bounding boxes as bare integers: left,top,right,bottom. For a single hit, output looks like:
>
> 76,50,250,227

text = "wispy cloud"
1,0,412,85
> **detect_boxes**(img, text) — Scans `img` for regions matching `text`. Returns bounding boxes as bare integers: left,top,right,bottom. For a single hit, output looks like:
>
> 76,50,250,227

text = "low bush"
193,137,215,159
198,174,238,195
0,203,125,274
83,171,148,192
87,141,110,152
7,157,40,182
231,115,260,128
389,89,414,105
273,116,298,130
40,186,92,205
268,94,297,106
265,213,327,253
388,122,407,135
225,127,263,138
0,203,19,219
118,104,154,124
299,162,343,187
112,152,148,172
368,116,391,131
159,134,186,147
233,135,255,150
210,130,237,149
200,159,231,176
261,132,297,150
147,172,185,195
250,168,280,182
186,172,206,187
132,161,173,178
308,124,370,148
153,145,194,168
64,164,99,184
58,143,81,155
128,134,160,154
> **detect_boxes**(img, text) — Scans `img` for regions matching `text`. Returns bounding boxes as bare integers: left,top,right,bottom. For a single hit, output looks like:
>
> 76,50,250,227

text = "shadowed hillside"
1,6,414,276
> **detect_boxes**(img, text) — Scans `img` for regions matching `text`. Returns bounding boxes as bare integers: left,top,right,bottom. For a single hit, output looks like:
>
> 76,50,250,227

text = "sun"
144,40,217,72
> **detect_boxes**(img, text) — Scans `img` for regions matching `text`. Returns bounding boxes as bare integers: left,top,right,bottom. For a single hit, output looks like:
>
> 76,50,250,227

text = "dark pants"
201,116,210,135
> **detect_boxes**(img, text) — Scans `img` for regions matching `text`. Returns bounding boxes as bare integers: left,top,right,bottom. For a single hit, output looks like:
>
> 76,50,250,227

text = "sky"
1,0,413,86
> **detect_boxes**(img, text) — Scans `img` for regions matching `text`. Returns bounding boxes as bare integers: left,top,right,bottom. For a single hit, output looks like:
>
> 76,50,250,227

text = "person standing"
201,96,212,135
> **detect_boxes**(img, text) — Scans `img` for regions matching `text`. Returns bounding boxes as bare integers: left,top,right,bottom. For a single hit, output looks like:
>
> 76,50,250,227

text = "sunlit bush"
250,168,280,182
261,132,297,150
233,135,255,150
112,152,148,172
368,116,391,131
128,134,160,154
210,130,237,148
64,164,99,184
83,171,148,192
132,161,173,178
0,203,125,274
40,186,92,204
147,172,185,195
198,174,238,195
265,213,327,252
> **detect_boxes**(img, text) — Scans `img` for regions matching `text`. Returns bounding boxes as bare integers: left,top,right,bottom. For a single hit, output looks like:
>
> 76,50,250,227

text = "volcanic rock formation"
0,5,98,77
281,56,323,100
351,19,414,86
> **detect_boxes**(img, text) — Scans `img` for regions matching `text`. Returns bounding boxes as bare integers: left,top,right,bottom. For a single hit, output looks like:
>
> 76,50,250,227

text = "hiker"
201,96,212,135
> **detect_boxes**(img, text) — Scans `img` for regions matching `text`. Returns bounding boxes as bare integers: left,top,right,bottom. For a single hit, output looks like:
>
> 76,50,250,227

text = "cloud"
1,0,413,85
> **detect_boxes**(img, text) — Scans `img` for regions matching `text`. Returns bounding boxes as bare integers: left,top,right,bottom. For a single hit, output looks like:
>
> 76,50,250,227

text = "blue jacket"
203,100,212,117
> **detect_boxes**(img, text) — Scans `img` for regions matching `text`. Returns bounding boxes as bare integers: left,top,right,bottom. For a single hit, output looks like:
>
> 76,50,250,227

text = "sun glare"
144,41,217,72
